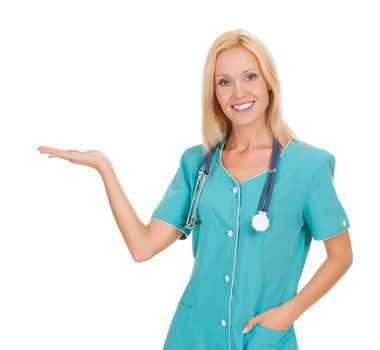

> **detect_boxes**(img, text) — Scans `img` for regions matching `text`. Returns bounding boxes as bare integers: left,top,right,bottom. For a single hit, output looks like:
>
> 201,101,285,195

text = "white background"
0,0,378,349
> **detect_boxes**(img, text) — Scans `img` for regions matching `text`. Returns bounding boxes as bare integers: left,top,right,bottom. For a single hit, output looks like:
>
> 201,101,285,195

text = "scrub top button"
220,319,226,327
232,186,238,193
342,219,347,227
228,230,233,237
224,275,230,282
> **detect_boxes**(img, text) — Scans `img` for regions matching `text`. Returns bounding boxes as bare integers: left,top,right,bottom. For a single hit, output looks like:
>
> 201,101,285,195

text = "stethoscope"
182,137,282,232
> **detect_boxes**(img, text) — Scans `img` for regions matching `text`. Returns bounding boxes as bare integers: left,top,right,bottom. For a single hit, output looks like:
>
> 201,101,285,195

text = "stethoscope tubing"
258,138,280,214
182,138,281,231
183,143,219,229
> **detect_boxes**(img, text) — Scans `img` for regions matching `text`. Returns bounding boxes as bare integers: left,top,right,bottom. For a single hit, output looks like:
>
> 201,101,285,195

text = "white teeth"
232,101,255,110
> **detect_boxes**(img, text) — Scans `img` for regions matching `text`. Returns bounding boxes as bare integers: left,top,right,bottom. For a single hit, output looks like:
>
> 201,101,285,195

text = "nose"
232,80,247,99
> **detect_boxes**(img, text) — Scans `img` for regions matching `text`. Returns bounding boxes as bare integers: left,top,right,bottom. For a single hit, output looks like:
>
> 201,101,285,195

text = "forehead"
214,46,260,75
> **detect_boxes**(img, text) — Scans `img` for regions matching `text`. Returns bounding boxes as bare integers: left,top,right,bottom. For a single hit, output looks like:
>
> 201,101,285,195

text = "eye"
246,73,258,80
217,73,258,86
218,79,230,86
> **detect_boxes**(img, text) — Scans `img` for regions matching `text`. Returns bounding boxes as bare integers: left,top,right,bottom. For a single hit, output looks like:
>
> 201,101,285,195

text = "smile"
231,100,256,112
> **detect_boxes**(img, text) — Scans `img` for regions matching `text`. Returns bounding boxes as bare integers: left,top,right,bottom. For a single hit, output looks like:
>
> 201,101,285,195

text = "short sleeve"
303,152,350,241
151,149,193,240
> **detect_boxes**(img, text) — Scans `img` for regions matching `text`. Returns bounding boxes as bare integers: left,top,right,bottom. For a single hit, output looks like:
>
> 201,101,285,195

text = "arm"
283,230,353,321
98,157,183,262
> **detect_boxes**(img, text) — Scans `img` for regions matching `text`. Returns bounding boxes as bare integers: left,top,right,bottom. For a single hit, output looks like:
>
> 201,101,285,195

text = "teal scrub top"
151,139,350,350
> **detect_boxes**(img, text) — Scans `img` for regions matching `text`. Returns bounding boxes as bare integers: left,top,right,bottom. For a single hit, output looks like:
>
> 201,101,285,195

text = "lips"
231,100,256,111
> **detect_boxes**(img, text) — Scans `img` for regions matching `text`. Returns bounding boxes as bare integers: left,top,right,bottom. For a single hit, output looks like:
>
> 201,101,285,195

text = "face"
214,46,271,126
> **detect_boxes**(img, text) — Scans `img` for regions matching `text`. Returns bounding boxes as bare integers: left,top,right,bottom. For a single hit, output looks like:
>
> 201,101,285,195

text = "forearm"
97,157,149,261
283,255,353,321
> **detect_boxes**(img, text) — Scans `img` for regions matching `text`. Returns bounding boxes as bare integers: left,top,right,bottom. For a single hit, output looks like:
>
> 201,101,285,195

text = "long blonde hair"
201,29,299,154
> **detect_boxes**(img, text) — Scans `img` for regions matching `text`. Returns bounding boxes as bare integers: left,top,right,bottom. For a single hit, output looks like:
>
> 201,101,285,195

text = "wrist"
97,155,112,174
281,298,303,323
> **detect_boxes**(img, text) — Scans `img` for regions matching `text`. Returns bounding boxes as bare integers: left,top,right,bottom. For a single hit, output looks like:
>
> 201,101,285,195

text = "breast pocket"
163,302,196,350
244,323,288,350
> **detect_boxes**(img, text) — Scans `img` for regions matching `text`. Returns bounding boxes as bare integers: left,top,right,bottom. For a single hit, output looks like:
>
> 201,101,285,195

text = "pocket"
253,323,289,337
163,302,196,350
244,323,290,350
176,301,196,320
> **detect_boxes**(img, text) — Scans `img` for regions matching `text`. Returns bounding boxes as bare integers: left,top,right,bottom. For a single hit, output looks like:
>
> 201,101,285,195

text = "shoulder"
182,143,205,165
290,139,333,159
289,139,335,172
179,143,210,181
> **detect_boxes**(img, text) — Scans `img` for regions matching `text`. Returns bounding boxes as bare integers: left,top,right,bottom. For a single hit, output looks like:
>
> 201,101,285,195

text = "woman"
37,29,353,350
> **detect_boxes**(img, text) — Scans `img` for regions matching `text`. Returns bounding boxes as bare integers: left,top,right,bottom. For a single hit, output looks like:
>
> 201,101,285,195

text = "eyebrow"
215,68,258,77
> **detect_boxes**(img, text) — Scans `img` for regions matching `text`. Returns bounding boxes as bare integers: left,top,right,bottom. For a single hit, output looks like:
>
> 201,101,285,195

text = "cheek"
256,81,270,96
215,88,231,106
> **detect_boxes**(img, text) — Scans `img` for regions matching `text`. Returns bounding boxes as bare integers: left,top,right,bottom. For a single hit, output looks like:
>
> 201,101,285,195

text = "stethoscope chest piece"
251,211,270,232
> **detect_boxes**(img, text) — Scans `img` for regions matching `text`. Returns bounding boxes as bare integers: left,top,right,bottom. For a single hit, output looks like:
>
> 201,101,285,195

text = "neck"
225,118,273,151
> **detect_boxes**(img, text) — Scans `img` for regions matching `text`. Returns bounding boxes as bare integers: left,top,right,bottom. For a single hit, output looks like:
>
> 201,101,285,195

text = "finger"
242,316,260,334
57,149,76,160
37,146,61,153
46,149,73,161
38,147,64,158
38,147,79,162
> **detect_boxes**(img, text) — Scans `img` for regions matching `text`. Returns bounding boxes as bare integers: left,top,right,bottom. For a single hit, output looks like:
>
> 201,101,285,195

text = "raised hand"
37,146,108,171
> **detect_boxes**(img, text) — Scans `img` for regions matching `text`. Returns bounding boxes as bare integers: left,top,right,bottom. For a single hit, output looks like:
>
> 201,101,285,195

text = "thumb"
242,316,261,334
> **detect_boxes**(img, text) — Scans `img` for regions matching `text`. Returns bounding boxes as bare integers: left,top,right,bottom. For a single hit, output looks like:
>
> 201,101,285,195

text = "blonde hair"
201,29,299,154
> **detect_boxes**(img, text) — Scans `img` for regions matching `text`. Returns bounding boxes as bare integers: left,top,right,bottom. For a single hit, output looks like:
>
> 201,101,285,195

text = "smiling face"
214,46,271,127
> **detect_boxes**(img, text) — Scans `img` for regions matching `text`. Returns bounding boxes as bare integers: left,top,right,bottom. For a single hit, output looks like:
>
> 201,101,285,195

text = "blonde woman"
38,29,353,350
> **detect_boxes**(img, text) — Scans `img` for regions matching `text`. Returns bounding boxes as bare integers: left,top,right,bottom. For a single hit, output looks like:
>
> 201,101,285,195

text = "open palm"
37,146,107,170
